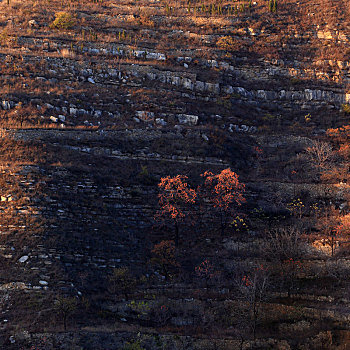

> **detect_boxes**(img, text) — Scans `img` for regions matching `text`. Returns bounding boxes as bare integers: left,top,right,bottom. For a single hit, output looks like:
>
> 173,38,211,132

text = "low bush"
341,104,350,114
50,12,75,30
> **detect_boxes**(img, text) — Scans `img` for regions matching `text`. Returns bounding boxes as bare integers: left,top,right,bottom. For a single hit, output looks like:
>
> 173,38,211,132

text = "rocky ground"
0,0,350,349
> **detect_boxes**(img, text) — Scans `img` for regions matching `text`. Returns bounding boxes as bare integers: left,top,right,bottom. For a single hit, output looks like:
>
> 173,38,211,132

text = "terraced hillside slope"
0,0,350,348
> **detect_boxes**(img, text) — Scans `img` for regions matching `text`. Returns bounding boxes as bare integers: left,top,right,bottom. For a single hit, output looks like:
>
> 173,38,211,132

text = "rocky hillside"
0,0,350,348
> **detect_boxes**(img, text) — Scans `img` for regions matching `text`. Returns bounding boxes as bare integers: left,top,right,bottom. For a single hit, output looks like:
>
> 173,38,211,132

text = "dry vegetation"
0,0,349,349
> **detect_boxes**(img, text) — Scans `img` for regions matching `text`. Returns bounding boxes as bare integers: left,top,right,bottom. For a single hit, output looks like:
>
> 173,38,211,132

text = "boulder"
135,111,155,122
28,20,38,28
18,256,29,263
177,114,198,125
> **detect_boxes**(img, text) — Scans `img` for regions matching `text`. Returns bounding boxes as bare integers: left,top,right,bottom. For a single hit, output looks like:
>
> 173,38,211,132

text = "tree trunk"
220,210,225,235
162,265,169,281
175,221,179,247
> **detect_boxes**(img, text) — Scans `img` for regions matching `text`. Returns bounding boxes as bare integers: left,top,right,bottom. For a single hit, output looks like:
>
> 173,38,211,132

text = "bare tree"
305,140,333,175
317,207,341,258
237,265,269,340
263,227,304,262
54,296,77,331
262,227,306,296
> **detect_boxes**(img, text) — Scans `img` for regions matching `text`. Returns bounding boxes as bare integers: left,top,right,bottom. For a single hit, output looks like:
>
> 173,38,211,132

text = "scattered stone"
177,56,192,63
69,108,77,116
135,111,155,122
228,124,257,133
18,256,29,263
1,195,14,202
177,114,198,125
94,110,102,118
0,282,27,291
1,101,12,110
28,20,38,28
50,116,58,123
155,118,167,126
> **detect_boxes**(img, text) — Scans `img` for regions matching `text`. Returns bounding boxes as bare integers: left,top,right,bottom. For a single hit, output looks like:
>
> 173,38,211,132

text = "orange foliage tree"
324,126,350,183
200,168,245,234
338,214,350,234
157,175,196,246
331,214,350,256
317,207,343,257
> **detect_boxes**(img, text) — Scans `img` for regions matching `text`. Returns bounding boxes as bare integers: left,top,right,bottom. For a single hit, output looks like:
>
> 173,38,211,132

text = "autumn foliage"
337,214,350,235
327,125,350,140
200,168,246,234
157,175,196,220
156,175,197,245
156,169,246,241
201,169,245,211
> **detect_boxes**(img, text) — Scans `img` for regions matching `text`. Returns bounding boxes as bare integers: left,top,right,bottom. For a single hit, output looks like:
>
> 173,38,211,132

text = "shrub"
109,267,136,301
123,340,145,350
0,30,9,46
341,104,350,114
54,296,77,330
151,240,178,280
216,36,235,51
50,12,75,30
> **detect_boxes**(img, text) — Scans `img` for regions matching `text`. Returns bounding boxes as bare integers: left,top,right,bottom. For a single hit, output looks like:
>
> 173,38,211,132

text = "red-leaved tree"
200,168,245,235
157,175,196,246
